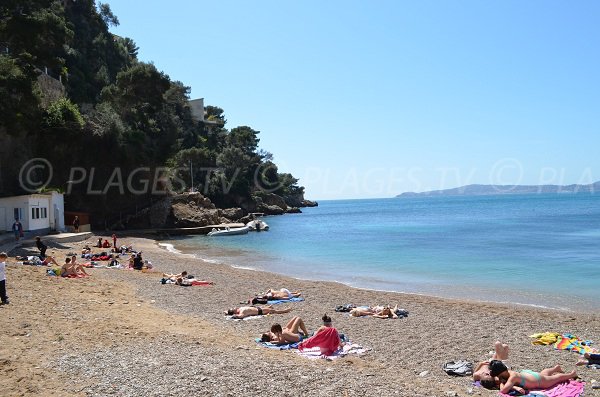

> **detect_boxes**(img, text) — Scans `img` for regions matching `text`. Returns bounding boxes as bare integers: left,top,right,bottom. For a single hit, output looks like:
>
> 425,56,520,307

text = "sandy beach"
1,235,599,397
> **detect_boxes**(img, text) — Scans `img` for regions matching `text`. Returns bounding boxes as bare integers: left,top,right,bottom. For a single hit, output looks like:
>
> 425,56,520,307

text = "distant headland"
397,181,600,197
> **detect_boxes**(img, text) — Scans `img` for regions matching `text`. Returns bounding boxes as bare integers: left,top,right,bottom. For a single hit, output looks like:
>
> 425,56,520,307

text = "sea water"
167,193,600,312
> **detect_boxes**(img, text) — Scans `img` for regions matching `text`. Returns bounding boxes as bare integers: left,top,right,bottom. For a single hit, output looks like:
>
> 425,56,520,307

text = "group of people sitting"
473,341,579,394
161,271,213,286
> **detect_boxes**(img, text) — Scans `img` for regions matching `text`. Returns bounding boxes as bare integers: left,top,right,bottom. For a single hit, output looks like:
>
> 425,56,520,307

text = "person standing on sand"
72,216,80,233
35,237,47,259
112,234,117,249
12,220,23,241
0,252,10,305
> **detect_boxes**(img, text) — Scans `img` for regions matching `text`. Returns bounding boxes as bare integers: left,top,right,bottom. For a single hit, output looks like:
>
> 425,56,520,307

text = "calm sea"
166,194,600,312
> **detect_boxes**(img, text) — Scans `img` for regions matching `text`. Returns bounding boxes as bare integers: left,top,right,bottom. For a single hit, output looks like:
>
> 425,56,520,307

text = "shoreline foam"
161,238,596,314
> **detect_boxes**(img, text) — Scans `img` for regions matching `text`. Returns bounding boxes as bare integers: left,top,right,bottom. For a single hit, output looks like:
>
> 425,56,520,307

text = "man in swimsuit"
226,305,292,319
481,363,577,394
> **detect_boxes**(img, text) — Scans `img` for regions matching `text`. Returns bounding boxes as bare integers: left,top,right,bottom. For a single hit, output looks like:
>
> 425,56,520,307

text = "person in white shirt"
0,252,9,305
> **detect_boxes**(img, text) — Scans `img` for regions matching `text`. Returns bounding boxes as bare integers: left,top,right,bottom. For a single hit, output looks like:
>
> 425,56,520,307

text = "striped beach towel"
554,334,596,355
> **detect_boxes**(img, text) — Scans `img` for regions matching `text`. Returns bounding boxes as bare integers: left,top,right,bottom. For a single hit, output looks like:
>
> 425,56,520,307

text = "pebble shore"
1,236,599,397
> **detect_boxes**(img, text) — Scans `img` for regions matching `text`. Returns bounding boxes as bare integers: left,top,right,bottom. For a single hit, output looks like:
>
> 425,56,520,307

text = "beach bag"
442,360,473,376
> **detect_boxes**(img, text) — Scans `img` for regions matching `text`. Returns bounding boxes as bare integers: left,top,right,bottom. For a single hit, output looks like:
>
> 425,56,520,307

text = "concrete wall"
189,98,205,121
26,196,51,231
49,191,65,231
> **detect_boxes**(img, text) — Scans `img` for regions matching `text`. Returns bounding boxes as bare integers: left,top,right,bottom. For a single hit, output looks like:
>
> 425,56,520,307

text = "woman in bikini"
481,362,577,394
265,288,302,300
261,316,309,344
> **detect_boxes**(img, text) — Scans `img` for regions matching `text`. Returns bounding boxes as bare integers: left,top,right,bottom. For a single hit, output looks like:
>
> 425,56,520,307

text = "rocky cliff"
124,191,318,229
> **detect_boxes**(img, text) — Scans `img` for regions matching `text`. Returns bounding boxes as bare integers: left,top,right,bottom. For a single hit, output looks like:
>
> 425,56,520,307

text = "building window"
32,207,40,219
41,207,47,218
14,208,22,220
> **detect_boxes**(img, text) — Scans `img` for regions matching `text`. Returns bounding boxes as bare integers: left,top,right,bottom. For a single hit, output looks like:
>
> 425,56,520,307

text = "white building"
0,192,65,233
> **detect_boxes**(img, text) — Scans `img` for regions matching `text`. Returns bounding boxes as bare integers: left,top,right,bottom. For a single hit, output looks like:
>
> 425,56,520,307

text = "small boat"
246,213,269,231
207,226,250,236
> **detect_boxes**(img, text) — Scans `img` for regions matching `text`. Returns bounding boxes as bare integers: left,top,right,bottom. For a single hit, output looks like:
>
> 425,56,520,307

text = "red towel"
298,327,340,356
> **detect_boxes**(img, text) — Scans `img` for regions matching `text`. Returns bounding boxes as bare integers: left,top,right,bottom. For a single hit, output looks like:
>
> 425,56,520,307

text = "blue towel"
267,297,305,305
254,338,300,350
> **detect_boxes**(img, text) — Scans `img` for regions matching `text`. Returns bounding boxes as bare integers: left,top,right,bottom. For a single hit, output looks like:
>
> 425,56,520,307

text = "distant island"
397,181,600,197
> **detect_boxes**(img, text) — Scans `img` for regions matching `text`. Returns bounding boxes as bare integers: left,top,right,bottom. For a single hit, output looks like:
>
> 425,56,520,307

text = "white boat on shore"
207,226,250,236
246,213,269,231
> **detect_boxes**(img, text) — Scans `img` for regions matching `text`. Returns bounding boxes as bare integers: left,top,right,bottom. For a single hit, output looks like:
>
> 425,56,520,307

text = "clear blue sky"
106,0,599,200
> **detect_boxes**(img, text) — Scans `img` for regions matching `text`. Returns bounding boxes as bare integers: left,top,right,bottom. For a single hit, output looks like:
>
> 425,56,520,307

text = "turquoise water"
168,194,600,312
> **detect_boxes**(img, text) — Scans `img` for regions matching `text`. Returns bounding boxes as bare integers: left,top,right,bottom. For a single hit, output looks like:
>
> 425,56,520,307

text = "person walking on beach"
0,252,9,305
12,220,23,241
72,216,80,233
35,237,47,259
112,233,117,249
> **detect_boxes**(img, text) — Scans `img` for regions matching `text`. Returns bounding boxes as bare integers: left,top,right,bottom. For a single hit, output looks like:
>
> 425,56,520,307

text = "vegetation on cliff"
0,0,309,227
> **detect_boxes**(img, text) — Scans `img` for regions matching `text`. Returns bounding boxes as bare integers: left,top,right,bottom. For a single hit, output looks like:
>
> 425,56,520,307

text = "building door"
0,207,6,232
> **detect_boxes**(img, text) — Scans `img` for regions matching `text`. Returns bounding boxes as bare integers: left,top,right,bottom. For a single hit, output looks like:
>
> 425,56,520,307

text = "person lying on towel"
226,305,291,319
264,288,302,300
260,316,309,345
350,305,398,318
480,361,577,394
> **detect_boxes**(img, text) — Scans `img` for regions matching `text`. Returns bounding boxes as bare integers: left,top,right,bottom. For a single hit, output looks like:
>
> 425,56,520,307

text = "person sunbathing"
473,341,509,382
350,305,399,318
265,288,302,300
261,316,309,344
480,362,577,394
163,271,188,280
175,276,213,286
298,314,344,355
226,305,292,319
576,352,600,366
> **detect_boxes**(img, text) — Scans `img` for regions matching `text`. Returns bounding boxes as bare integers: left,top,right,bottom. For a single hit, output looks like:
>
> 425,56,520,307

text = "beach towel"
298,327,341,356
227,315,264,321
266,297,304,305
498,379,584,397
554,334,596,355
530,332,561,346
62,274,88,278
254,338,300,350
296,342,369,360
443,360,474,376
